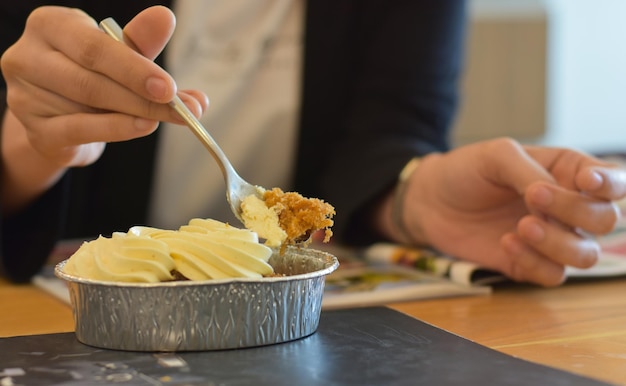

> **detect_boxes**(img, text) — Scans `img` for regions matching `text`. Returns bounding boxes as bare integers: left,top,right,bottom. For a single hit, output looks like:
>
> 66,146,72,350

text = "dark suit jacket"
0,0,466,282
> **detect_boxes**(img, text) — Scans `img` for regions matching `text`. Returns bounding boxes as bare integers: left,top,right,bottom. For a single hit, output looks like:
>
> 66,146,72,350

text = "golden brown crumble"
264,187,335,246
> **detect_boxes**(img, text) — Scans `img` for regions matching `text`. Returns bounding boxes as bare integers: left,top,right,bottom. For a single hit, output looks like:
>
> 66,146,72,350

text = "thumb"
123,6,176,61
480,139,556,196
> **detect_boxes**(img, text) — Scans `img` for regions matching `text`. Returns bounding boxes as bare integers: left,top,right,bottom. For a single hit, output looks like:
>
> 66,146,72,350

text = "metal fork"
99,17,264,225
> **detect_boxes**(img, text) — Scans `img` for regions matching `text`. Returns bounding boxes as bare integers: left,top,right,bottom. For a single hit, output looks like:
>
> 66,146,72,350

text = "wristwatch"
391,157,422,244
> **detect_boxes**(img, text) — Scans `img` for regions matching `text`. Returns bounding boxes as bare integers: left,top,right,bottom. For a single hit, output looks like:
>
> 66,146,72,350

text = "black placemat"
0,307,610,385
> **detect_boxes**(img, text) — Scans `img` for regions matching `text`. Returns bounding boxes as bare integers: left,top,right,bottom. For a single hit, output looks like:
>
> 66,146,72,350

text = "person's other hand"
401,138,626,286
0,5,208,168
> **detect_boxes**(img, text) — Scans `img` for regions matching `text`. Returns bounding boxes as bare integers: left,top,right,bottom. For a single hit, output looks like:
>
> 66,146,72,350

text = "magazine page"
314,243,491,310
321,263,491,310
362,243,506,286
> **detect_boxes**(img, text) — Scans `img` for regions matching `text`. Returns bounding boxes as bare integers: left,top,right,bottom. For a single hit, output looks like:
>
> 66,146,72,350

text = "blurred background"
453,0,626,155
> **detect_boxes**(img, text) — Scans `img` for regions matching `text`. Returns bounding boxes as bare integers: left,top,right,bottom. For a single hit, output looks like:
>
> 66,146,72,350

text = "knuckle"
72,70,100,105
141,100,168,120
75,36,103,70
5,87,29,116
26,6,48,27
1,43,29,80
0,46,15,74
489,137,522,153
23,125,49,156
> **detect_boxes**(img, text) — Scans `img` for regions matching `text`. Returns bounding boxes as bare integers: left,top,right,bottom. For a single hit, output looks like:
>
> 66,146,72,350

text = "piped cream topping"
64,218,275,283
63,234,175,283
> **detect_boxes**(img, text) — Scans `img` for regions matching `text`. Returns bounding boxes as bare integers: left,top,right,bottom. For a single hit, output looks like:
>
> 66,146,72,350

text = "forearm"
1,107,67,214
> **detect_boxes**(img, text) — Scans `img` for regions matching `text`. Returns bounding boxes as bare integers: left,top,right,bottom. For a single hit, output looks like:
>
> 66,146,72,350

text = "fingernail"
530,186,553,207
587,170,603,191
580,241,600,267
146,77,169,100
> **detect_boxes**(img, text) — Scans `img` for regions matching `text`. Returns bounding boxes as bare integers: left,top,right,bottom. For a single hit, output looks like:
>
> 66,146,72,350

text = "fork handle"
98,17,236,182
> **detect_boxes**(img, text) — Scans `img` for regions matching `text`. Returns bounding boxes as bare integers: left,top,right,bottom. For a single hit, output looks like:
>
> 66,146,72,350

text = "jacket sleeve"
0,76,72,282
0,2,63,282
297,0,468,245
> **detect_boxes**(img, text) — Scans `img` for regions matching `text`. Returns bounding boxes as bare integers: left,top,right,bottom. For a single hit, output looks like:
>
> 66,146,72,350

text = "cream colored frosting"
63,234,176,283
64,218,275,283
132,219,274,281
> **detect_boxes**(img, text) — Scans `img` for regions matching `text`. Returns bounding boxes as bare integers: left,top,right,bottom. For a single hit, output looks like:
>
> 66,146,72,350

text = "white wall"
542,0,626,153
467,0,626,154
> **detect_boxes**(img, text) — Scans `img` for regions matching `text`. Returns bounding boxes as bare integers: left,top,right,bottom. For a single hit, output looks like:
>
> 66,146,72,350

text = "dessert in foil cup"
55,247,338,352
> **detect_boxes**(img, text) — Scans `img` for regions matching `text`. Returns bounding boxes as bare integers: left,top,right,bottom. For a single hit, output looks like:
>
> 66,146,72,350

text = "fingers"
576,166,626,201
16,88,204,154
525,145,626,201
501,213,602,287
8,49,206,125
525,181,621,235
28,112,158,154
478,138,556,195
493,143,623,285
29,6,176,103
2,4,209,164
9,46,177,121
23,6,208,121
512,181,617,287
517,215,600,268
56,113,159,145
177,91,208,118
123,6,176,60
501,233,567,287
180,89,210,113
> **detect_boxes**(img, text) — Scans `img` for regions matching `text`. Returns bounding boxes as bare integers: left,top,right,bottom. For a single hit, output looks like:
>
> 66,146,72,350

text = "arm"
0,5,207,281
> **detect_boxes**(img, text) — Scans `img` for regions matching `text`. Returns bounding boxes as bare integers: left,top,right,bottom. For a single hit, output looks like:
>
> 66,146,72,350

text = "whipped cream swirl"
64,218,275,283
63,234,176,283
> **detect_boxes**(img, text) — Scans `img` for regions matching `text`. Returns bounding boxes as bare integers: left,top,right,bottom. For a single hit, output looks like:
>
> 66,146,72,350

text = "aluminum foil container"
54,247,338,352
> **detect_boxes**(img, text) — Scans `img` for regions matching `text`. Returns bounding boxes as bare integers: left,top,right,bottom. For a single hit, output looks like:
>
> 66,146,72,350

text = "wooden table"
391,279,626,385
2,277,626,385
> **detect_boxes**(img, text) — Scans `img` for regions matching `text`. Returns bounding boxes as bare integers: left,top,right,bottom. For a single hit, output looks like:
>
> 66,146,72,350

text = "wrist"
391,157,423,244
374,156,430,246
